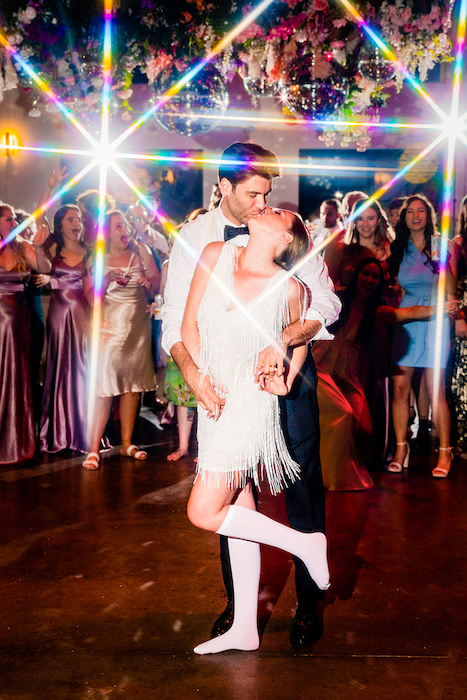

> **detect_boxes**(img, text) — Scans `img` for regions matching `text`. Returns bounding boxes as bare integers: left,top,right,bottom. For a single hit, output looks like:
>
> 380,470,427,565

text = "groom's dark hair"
218,142,281,189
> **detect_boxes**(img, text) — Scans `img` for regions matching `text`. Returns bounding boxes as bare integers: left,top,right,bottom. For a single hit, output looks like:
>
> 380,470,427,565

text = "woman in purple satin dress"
0,203,51,464
37,205,90,453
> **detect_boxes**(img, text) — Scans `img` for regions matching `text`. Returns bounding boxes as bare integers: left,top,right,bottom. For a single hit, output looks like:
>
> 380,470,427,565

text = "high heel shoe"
432,447,453,478
387,442,410,473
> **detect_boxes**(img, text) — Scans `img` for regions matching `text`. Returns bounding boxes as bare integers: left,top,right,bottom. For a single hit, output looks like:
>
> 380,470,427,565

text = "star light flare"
433,0,467,411
86,0,115,434
1,0,467,436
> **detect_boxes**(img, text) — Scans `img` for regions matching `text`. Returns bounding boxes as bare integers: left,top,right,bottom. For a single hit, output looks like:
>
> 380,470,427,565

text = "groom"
161,142,340,645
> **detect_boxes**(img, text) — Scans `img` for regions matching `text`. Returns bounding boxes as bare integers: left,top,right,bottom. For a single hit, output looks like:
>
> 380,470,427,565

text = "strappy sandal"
387,442,410,473
432,447,453,478
123,444,147,460
83,452,100,470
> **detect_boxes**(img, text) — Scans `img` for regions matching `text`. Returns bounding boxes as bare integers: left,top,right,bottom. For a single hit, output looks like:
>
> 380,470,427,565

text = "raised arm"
259,277,308,395
36,167,67,227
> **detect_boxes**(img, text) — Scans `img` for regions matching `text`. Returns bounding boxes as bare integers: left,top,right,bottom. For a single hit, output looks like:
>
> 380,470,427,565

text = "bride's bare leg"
187,477,239,532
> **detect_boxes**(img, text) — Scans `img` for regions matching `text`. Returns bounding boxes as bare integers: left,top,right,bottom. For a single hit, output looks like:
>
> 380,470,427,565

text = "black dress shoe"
210,601,234,638
290,606,322,646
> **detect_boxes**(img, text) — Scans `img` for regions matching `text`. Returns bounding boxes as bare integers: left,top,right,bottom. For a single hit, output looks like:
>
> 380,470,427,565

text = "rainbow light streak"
87,0,115,434
110,0,276,150
0,143,401,174
114,151,399,175
0,159,99,248
433,0,467,406
336,0,449,123
0,145,95,157
146,110,445,132
110,161,180,240
0,33,99,150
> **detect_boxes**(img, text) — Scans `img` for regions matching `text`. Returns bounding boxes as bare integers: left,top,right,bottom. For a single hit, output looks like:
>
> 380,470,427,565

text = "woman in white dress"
180,208,330,654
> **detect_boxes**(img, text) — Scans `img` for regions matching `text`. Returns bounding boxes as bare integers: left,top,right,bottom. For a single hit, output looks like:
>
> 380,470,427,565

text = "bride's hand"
259,372,289,396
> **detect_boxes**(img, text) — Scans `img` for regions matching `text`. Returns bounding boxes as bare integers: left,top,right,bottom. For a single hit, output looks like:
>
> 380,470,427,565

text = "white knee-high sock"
216,505,330,591
194,537,261,655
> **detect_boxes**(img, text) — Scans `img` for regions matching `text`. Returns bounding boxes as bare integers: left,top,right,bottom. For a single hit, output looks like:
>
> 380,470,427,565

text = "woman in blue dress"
389,195,454,477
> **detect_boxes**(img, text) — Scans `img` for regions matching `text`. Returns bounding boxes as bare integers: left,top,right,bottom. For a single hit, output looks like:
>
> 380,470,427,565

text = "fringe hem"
196,458,301,496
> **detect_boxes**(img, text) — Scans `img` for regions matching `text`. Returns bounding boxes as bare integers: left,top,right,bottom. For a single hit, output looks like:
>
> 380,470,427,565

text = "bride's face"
249,208,295,253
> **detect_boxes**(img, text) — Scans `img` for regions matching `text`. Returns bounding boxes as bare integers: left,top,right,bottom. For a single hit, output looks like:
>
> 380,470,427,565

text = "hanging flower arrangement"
0,0,455,148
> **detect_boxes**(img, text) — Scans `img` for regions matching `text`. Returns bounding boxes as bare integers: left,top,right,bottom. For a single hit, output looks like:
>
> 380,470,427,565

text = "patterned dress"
450,250,467,454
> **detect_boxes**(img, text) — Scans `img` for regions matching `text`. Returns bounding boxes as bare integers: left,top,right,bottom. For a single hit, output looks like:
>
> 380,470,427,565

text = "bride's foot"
193,626,259,655
387,442,410,473
432,447,453,478
300,532,330,591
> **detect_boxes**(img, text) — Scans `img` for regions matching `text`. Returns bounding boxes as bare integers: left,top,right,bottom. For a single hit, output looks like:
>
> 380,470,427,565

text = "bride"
180,208,330,654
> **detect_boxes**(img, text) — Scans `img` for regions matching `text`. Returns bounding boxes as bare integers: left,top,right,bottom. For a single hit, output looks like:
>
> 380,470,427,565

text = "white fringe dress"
196,241,302,495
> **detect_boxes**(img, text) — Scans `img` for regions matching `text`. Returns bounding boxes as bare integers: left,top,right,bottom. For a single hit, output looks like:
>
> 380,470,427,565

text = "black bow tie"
224,225,249,241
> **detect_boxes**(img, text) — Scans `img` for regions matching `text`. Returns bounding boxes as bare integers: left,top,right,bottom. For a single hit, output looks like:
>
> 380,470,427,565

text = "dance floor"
1,411,467,700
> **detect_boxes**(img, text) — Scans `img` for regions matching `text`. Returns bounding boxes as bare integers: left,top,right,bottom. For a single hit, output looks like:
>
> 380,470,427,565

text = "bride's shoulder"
198,241,225,270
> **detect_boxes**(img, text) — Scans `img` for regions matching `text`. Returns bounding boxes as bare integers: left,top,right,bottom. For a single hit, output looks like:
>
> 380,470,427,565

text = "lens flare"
87,0,115,436
1,0,466,443
433,0,467,410
110,0,276,150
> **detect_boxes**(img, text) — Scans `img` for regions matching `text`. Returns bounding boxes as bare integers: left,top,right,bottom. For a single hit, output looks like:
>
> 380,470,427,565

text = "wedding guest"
314,257,445,490
310,198,343,248
37,202,90,453
82,210,159,469
389,194,455,477
341,190,367,220
0,203,50,464
325,198,394,290
388,197,407,230
449,194,467,458
127,202,169,260
15,209,45,418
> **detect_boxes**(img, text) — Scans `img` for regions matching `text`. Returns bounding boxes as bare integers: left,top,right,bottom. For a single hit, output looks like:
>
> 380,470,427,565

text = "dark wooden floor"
1,413,467,700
